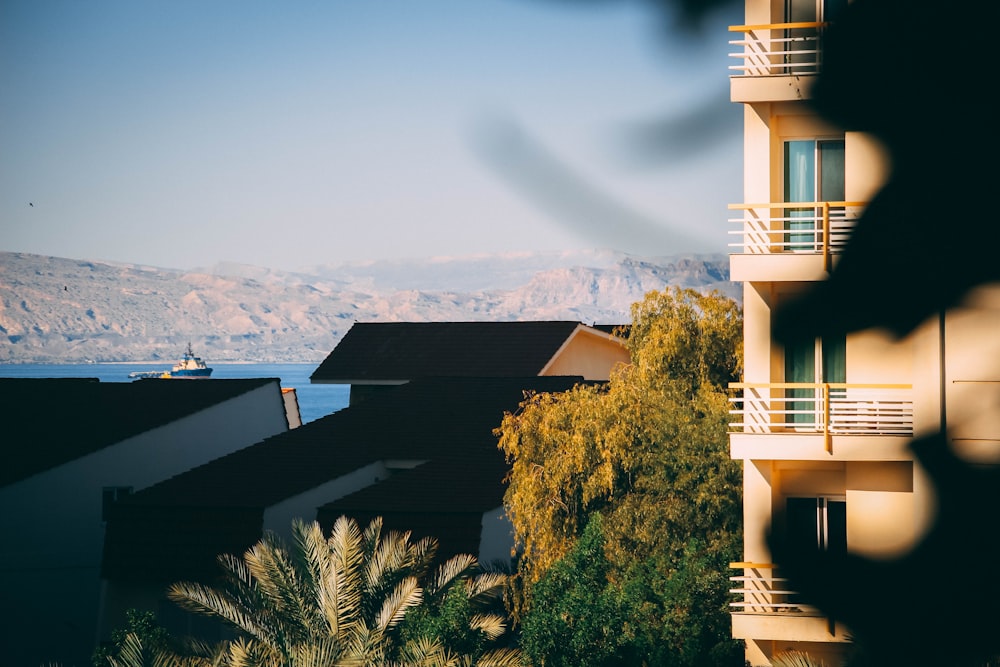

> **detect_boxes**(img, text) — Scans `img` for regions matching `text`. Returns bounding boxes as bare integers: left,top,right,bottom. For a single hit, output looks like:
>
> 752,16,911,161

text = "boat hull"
170,368,212,377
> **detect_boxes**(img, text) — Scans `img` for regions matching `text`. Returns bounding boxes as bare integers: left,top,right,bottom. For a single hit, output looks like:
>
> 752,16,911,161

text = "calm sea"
0,362,349,425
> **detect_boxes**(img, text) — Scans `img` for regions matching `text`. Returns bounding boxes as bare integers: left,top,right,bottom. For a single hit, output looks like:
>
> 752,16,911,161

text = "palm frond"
326,516,365,639
293,519,343,639
341,622,387,666
467,614,506,640
244,535,315,645
428,554,476,598
366,529,412,591
106,632,146,667
214,553,278,636
288,637,347,667
375,576,423,632
162,637,228,667
167,582,273,646
406,536,438,580
772,651,827,667
465,573,507,604
362,515,384,539
224,637,274,667
395,636,458,667
472,647,523,667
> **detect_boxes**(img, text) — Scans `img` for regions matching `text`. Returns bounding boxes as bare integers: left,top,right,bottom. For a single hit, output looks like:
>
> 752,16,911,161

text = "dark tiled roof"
112,375,586,509
0,377,278,487
315,457,508,561
309,321,590,383
103,375,592,580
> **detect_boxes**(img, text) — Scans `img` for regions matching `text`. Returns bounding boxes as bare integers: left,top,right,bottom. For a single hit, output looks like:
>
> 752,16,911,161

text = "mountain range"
0,249,737,363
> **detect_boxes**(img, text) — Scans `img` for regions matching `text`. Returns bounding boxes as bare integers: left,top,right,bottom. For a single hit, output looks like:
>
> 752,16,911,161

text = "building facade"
721,2,993,664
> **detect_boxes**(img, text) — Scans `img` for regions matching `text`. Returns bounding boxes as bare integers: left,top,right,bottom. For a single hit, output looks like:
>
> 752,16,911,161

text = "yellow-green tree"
496,287,743,665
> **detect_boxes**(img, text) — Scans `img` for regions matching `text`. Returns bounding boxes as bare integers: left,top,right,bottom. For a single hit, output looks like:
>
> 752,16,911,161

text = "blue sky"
1,0,741,272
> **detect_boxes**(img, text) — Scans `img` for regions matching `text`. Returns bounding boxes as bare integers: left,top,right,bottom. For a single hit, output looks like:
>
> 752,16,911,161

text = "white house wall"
0,381,289,667
478,506,515,566
261,461,395,541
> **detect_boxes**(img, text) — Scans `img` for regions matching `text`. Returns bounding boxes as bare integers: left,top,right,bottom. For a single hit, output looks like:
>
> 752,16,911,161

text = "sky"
1,0,742,272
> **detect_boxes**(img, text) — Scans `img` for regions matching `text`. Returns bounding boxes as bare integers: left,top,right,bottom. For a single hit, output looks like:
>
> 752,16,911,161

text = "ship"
129,343,213,379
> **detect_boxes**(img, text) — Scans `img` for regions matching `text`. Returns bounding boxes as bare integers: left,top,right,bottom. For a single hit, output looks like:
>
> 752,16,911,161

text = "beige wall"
944,284,1000,462
542,329,630,381
743,282,773,383
741,460,924,562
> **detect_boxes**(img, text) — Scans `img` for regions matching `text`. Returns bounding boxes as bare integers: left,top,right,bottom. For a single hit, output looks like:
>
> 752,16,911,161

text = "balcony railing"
729,201,863,272
729,22,826,77
730,562,817,614
730,382,914,451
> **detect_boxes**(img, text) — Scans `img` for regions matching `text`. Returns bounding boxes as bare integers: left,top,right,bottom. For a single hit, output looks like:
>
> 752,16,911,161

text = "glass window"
784,139,845,252
786,496,847,554
784,333,846,425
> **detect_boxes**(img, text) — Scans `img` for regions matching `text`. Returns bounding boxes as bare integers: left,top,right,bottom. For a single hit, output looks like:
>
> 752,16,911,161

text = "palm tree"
772,651,826,667
166,516,520,667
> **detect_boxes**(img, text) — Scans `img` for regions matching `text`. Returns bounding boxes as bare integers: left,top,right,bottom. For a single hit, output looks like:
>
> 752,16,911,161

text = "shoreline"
0,360,322,366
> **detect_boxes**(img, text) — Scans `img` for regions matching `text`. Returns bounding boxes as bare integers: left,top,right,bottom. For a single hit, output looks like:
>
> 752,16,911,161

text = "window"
785,496,846,555
785,333,846,426
101,486,132,522
785,0,848,73
784,139,845,252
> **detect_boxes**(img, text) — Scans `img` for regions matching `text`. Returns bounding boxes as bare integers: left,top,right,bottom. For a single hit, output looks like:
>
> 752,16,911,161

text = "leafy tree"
518,515,636,667
496,287,743,664
166,516,520,667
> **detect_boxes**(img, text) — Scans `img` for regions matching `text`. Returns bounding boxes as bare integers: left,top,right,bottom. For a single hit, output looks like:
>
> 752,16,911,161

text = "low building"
0,377,294,667
310,320,630,404
100,375,592,639
98,320,630,645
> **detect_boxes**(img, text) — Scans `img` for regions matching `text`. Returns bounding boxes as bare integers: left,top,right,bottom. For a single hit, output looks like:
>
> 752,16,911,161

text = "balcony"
730,562,813,614
729,22,825,101
730,562,851,642
729,383,914,459
728,201,863,281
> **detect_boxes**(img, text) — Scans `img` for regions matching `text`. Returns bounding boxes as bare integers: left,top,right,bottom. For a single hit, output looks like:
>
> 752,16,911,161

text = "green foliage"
92,609,173,667
519,515,634,667
521,516,743,667
397,555,515,663
496,287,744,664
164,516,520,667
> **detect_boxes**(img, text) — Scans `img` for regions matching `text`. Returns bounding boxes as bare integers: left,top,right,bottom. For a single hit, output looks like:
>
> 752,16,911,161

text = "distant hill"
0,250,736,363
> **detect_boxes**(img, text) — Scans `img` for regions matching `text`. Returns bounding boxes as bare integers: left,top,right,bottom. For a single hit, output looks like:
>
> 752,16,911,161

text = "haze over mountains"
0,250,736,363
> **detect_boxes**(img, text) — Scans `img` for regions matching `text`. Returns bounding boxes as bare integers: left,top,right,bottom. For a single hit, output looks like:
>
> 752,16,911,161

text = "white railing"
729,22,825,77
728,201,863,271
730,562,817,614
730,383,914,450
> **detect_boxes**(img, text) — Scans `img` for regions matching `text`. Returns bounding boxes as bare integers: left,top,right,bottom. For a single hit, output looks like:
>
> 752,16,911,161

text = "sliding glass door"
785,333,845,426
784,139,844,252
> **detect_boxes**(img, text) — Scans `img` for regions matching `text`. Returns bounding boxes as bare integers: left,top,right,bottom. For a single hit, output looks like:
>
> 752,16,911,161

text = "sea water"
0,362,350,424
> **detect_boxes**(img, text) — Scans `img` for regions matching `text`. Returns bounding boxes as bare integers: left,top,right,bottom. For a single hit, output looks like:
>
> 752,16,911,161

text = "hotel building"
725,2,1000,664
